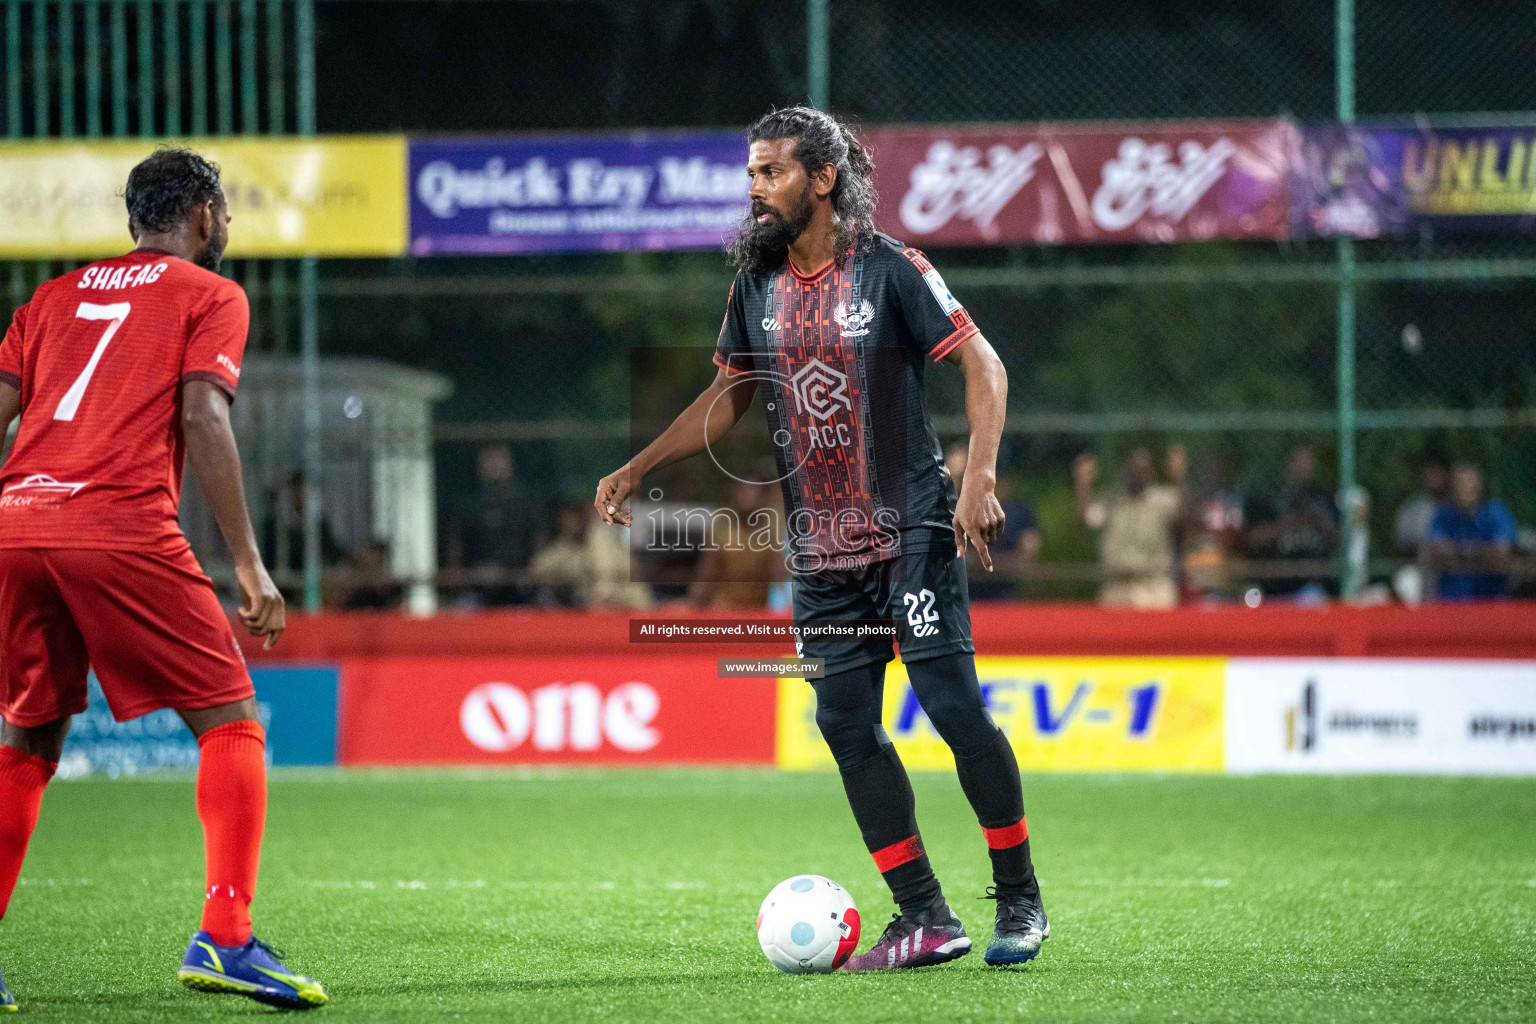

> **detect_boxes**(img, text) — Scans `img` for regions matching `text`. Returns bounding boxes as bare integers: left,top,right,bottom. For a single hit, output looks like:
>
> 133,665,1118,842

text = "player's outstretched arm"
595,365,757,526
944,332,1009,569
181,379,285,649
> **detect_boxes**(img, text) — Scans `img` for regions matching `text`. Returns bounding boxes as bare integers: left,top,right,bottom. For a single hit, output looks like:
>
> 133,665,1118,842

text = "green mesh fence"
4,0,1535,605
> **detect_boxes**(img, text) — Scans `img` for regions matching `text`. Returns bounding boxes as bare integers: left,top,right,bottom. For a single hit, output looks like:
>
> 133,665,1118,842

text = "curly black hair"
123,148,224,235
727,106,877,273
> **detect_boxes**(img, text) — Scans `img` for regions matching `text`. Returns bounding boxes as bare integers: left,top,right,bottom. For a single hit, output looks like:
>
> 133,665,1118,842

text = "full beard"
194,233,226,273
726,186,816,275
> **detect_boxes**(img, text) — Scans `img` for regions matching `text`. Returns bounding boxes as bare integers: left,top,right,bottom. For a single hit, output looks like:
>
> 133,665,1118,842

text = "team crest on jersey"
790,358,852,421
833,299,876,337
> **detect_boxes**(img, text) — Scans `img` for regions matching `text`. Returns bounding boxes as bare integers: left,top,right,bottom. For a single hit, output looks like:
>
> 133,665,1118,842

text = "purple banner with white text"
408,132,749,255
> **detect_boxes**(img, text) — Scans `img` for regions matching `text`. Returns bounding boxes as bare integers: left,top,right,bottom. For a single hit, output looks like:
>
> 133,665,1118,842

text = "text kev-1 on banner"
777,656,1226,772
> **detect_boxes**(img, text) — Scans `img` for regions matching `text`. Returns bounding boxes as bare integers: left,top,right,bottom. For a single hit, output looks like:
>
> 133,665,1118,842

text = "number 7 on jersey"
54,301,131,422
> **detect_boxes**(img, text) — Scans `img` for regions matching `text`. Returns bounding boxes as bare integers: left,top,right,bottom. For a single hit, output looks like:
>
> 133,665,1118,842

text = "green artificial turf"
3,769,1533,1022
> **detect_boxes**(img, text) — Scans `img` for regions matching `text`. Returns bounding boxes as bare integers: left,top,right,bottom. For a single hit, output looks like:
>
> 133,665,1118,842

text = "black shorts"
791,544,975,677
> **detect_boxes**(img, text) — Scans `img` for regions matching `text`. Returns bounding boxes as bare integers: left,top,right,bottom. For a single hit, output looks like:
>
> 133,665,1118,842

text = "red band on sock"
871,835,925,873
196,719,267,750
196,720,267,946
0,746,57,920
982,819,1028,850
0,746,57,788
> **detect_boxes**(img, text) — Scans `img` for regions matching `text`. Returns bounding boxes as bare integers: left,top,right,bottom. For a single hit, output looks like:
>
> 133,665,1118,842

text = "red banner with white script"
867,120,1294,246
338,656,777,766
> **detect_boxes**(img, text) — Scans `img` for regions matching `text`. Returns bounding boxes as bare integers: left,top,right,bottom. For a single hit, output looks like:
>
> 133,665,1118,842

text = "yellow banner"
0,136,407,258
776,657,1226,772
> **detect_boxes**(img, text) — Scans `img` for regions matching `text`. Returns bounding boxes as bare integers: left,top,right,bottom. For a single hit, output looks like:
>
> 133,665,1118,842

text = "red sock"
195,720,268,947
0,745,57,920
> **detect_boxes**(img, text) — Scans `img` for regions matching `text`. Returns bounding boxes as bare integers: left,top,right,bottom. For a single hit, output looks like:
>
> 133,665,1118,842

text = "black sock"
906,654,1039,899
954,728,1038,898
839,744,943,916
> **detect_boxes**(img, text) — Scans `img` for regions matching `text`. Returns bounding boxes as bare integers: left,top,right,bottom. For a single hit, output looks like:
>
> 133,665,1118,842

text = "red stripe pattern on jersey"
771,262,882,564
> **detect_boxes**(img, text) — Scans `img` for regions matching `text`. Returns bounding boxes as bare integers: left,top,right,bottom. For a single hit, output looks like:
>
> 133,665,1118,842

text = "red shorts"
0,547,253,727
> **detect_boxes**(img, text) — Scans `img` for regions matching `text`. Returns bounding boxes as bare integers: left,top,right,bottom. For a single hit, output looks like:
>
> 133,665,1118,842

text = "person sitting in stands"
1426,463,1517,601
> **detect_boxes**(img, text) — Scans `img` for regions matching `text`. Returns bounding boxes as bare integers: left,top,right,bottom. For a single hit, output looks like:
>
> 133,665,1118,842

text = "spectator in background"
585,505,652,609
946,442,1039,600
1074,445,1188,609
333,539,405,611
689,478,786,609
1394,455,1450,558
1427,463,1517,601
448,443,535,604
526,502,594,607
263,471,347,600
1183,449,1246,601
1243,445,1339,598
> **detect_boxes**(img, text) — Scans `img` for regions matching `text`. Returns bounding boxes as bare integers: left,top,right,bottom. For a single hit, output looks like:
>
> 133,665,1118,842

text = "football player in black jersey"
596,107,1047,969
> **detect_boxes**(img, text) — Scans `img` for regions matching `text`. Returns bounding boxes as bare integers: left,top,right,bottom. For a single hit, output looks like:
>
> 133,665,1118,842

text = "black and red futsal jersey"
0,249,252,726
714,233,977,569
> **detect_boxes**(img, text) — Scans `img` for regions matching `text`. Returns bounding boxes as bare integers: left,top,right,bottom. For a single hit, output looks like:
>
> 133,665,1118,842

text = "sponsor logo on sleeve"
920,268,963,315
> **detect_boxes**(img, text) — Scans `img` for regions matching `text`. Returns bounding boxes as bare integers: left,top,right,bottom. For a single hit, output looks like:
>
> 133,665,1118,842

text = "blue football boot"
0,960,17,1012
982,886,1050,966
178,931,327,1009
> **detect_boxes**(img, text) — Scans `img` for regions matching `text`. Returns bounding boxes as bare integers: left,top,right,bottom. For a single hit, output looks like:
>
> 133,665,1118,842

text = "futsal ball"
756,875,861,973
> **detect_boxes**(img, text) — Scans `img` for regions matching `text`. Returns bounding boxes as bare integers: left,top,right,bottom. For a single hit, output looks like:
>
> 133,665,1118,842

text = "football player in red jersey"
0,150,326,1011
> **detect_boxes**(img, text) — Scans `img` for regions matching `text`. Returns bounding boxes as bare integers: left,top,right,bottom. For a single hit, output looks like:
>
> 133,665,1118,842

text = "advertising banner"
867,120,1293,247
776,657,1226,772
408,132,749,255
1294,123,1536,238
0,136,408,258
56,665,339,777
338,656,776,765
1225,659,1536,775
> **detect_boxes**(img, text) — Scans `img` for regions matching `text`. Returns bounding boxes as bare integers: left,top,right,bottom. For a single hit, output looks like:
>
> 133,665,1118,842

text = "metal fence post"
5,1,20,136
297,0,322,612
807,0,828,109
1335,0,1361,599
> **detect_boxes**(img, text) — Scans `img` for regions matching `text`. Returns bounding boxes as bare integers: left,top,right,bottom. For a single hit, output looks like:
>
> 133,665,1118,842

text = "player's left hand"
954,482,1006,571
236,560,286,650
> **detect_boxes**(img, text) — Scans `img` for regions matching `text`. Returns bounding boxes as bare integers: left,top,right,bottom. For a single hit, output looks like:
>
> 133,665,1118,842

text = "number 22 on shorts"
54,301,131,422
903,588,940,638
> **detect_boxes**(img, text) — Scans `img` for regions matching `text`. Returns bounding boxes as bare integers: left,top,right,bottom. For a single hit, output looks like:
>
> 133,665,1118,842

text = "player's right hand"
594,465,638,526
236,560,286,650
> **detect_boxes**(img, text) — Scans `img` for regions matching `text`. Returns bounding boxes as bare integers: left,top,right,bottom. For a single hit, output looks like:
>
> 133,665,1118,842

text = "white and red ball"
756,875,860,974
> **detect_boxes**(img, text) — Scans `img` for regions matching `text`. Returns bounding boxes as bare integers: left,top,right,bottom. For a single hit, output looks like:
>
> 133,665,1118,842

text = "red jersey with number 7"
0,249,248,555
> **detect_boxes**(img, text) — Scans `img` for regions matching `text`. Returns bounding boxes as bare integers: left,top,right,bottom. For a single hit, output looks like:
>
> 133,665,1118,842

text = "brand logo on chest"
789,358,852,422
